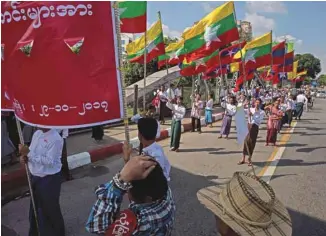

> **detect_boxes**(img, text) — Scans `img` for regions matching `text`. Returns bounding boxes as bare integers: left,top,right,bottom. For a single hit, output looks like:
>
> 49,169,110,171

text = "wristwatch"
113,173,132,191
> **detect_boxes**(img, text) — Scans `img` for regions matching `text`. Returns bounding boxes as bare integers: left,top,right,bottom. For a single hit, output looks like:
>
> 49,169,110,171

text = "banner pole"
282,39,287,88
157,11,169,76
15,118,40,236
114,2,130,145
143,32,147,111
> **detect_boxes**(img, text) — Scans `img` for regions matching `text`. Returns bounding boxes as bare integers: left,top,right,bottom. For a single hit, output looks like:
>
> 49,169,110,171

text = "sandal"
237,161,245,165
248,162,253,166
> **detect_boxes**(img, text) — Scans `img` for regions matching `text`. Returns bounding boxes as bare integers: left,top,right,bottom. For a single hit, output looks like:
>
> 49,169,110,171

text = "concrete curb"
1,112,224,190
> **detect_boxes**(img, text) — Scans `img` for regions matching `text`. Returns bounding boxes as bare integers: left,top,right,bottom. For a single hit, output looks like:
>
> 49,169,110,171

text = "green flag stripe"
119,1,146,19
245,43,271,59
127,34,163,59
184,13,236,54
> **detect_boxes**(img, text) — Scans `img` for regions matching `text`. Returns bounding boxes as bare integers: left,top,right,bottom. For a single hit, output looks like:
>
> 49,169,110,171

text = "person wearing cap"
197,172,292,236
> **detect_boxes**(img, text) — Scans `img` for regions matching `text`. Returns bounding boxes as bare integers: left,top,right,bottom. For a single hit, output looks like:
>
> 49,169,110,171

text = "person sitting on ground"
86,145,176,235
138,118,171,181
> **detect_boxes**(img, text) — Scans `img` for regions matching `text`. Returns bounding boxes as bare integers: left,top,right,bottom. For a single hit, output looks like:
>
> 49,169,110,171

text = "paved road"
2,101,326,235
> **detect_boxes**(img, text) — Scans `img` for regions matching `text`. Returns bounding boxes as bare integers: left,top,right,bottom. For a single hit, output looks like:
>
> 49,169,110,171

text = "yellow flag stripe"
230,62,240,72
182,1,234,40
234,32,272,59
165,40,184,52
126,20,162,54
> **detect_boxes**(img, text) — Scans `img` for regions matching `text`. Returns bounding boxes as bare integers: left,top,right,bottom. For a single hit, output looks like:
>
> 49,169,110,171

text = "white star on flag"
167,51,176,59
227,50,235,57
194,58,205,67
244,49,258,63
4,91,10,100
118,7,127,24
146,40,159,53
203,24,221,48
213,68,220,74
279,72,287,80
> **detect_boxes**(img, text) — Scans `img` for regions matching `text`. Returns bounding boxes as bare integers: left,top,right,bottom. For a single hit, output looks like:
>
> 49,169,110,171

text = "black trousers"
29,172,65,236
191,117,201,132
159,101,166,121
61,139,70,180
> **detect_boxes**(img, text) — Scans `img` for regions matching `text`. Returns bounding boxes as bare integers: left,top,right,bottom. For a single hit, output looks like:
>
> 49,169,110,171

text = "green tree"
318,74,326,86
294,53,321,79
304,77,312,85
163,36,178,46
123,59,158,86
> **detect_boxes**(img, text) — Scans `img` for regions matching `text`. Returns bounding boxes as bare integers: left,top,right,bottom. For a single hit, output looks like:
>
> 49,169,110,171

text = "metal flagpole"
270,30,274,97
281,39,287,88
157,11,168,76
218,50,225,107
157,11,171,100
143,31,147,111
114,2,131,145
15,119,40,236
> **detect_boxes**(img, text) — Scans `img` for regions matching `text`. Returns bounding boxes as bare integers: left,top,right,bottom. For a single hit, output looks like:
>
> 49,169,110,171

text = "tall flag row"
119,0,307,87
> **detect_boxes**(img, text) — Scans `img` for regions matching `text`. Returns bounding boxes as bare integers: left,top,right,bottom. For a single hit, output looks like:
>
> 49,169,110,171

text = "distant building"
121,33,134,56
237,20,253,42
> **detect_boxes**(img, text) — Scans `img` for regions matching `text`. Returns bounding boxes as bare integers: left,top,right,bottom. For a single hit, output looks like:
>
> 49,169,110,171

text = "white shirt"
296,94,307,104
174,88,182,97
142,142,171,181
57,129,69,139
166,102,186,121
247,108,265,126
205,99,213,110
131,115,161,138
27,129,63,177
166,88,175,100
287,99,295,110
223,103,236,116
158,91,168,102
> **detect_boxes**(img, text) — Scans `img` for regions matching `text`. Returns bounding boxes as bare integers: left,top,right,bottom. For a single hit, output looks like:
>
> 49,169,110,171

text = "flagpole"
282,39,286,88
143,31,147,110
270,30,274,97
157,11,169,76
114,2,131,145
217,50,225,105
233,1,248,97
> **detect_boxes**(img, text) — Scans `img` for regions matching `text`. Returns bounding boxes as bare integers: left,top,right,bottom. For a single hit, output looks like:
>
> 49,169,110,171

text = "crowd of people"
2,83,313,236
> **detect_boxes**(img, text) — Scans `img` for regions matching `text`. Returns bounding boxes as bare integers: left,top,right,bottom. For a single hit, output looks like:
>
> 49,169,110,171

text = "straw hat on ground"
197,172,292,236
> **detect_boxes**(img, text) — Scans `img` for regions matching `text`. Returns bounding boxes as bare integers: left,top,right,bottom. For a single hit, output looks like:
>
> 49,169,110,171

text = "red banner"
1,1,123,128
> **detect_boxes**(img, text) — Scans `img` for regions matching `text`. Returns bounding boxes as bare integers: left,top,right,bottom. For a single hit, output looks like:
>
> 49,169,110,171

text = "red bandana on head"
105,209,138,236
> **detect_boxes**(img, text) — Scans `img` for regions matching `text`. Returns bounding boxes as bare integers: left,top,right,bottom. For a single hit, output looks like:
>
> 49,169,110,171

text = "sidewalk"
1,108,224,197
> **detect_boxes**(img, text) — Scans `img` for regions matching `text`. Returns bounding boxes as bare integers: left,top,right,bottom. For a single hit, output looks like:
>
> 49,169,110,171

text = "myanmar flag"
286,42,294,53
119,1,147,33
158,40,184,69
282,51,294,72
126,20,165,64
182,1,239,61
234,32,272,70
219,42,246,65
272,41,286,65
288,61,298,80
